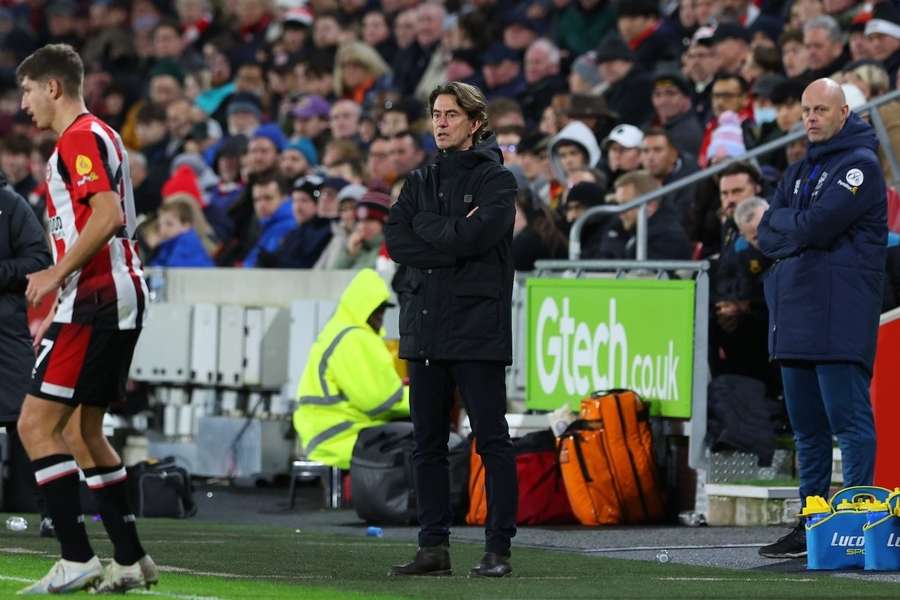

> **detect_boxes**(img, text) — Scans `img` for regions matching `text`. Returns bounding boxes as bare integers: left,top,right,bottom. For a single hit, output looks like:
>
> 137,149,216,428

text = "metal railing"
569,87,900,260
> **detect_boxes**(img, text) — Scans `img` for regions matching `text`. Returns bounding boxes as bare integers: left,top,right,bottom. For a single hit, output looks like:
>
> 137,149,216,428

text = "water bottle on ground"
366,526,384,538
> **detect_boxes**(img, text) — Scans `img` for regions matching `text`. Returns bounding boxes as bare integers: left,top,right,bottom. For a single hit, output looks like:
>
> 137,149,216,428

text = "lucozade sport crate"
805,486,891,570
863,490,900,571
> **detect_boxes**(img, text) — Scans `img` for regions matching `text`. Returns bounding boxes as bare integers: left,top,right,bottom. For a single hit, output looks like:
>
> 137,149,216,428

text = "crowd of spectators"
2,0,900,392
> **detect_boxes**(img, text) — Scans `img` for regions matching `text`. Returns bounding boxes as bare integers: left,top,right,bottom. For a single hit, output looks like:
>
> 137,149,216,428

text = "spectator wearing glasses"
496,125,524,168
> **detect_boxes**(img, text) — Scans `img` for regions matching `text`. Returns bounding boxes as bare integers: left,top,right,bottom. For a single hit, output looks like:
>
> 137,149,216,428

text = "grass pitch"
2,515,900,599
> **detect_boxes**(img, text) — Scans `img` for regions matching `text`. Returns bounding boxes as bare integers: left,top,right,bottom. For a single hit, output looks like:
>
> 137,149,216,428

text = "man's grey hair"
527,38,561,66
734,196,769,225
804,15,844,43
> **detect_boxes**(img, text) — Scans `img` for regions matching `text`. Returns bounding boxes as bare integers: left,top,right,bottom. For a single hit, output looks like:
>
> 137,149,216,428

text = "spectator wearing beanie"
333,190,390,270
258,175,334,269
698,73,751,168
865,2,900,84
281,139,318,181
707,111,748,164
290,95,332,158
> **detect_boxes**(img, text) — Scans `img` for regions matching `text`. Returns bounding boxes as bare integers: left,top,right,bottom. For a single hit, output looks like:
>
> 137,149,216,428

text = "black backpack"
127,457,197,518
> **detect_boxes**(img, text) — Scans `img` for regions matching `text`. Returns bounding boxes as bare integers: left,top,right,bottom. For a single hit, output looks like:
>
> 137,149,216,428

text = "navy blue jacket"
758,112,887,371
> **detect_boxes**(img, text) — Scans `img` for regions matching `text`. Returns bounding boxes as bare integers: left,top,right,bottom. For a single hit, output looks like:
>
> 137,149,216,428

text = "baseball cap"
292,174,324,199
602,124,644,150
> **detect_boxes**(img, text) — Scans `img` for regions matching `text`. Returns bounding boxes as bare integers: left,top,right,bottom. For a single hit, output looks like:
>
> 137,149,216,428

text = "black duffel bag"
351,422,464,525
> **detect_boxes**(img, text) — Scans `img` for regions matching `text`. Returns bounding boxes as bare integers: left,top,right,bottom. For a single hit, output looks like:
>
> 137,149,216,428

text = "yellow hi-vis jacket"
293,269,410,469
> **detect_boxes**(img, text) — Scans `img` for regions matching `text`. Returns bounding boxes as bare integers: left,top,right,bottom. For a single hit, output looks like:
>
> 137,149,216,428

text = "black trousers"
408,360,517,555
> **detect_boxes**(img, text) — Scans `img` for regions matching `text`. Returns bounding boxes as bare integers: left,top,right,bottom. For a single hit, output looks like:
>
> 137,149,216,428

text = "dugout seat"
287,459,343,509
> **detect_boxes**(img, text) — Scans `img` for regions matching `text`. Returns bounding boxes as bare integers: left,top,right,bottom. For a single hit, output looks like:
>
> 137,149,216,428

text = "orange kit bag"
557,389,665,525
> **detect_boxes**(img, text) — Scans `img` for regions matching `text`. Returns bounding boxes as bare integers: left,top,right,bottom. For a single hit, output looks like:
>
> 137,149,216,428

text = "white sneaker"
17,556,103,595
94,559,145,594
139,554,159,587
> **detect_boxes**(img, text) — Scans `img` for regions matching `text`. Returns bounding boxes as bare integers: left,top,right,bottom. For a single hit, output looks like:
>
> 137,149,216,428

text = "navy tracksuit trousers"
781,361,876,503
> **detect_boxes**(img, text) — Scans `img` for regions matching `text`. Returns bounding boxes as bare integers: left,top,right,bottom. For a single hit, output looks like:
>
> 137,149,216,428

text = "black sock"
32,454,94,562
83,464,145,565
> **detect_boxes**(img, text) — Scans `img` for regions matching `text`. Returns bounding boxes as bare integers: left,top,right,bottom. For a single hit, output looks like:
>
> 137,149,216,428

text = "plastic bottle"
366,526,384,538
801,495,831,526
6,516,28,532
656,549,670,564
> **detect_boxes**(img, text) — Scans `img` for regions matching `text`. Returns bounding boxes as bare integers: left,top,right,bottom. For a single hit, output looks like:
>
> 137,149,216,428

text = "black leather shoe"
469,552,512,578
388,546,452,576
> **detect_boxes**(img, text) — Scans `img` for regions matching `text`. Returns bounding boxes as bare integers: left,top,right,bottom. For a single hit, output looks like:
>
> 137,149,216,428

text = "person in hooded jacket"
547,120,601,209
385,82,518,579
0,173,52,529
293,268,409,469
757,79,887,560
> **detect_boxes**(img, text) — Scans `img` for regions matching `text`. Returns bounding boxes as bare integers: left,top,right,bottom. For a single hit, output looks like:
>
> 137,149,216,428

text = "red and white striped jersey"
46,113,147,330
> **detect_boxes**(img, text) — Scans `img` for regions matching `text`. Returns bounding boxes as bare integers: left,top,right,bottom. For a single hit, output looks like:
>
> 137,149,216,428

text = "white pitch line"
658,577,815,583
0,575,224,599
585,543,765,553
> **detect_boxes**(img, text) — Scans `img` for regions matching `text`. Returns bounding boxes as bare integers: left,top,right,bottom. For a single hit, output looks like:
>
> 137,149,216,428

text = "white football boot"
17,556,103,595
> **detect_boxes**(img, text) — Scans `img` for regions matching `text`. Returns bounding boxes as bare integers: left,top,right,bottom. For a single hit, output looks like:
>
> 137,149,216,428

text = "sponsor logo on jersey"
48,215,64,239
75,155,93,176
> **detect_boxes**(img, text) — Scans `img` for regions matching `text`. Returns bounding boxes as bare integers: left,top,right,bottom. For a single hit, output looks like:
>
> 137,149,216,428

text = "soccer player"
15,44,158,594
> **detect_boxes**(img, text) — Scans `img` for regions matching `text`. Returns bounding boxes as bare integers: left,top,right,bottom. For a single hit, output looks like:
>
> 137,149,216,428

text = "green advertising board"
526,278,696,418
